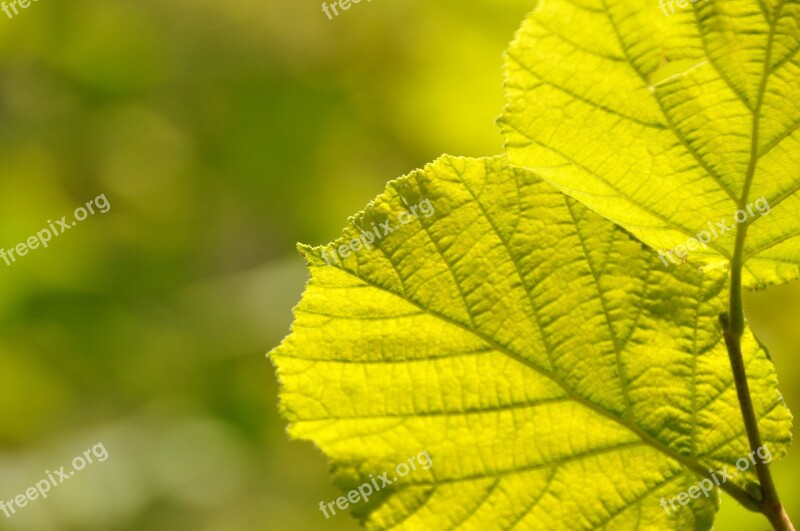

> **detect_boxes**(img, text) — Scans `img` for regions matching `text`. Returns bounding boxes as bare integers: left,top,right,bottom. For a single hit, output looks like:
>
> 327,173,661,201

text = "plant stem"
723,222,794,531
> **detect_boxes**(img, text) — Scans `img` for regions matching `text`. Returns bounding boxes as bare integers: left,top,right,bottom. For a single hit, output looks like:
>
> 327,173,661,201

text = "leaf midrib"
739,0,786,214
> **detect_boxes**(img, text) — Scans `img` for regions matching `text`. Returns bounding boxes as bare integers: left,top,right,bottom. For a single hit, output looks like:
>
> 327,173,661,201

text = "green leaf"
499,0,800,286
270,156,791,530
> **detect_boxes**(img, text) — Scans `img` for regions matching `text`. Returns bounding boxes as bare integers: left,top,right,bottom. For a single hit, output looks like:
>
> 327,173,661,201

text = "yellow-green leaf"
270,156,791,530
499,0,800,286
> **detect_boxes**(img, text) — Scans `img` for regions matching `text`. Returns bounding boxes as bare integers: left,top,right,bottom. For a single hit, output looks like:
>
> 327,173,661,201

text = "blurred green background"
0,1,796,530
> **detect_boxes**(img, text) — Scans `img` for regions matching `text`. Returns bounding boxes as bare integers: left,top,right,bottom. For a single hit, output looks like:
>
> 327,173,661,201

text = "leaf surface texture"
271,156,791,530
500,0,800,285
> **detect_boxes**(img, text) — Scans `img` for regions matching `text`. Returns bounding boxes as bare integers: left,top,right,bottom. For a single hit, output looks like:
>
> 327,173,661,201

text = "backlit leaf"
270,156,791,530
500,0,800,286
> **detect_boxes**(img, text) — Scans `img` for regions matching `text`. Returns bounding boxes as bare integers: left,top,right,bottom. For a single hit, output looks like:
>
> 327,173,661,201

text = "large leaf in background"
270,156,791,530
500,0,800,287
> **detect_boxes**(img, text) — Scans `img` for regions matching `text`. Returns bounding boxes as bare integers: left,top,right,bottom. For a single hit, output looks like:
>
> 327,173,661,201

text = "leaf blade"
270,156,791,530
499,0,800,286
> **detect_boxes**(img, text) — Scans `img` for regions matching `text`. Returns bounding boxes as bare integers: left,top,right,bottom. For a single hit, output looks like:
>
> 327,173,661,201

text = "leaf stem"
723,222,794,531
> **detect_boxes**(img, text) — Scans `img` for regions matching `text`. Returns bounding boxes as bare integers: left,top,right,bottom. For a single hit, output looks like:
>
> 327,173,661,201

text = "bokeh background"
0,1,796,530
